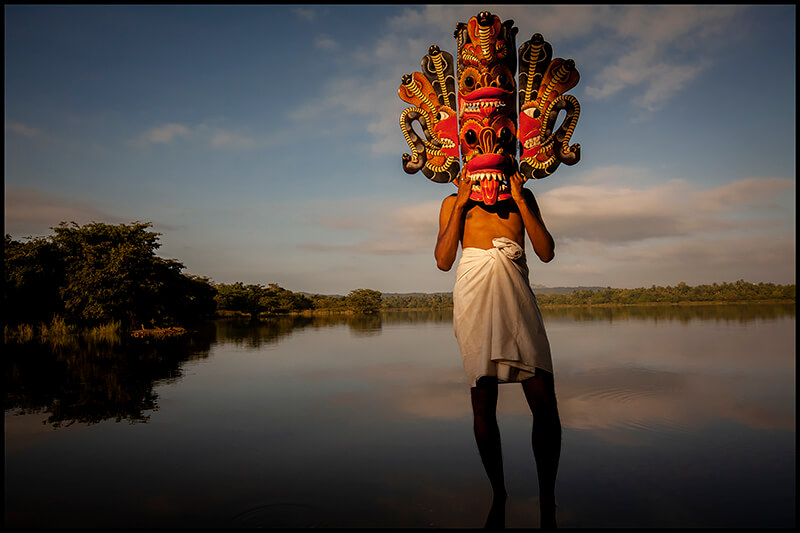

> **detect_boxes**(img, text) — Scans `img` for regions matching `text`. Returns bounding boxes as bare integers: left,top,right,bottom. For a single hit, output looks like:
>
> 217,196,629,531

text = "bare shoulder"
522,187,541,210
442,192,457,203
439,193,457,211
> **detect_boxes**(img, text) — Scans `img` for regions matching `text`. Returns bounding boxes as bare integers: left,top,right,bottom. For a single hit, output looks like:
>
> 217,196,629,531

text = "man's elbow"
436,259,453,272
435,253,453,271
539,249,555,263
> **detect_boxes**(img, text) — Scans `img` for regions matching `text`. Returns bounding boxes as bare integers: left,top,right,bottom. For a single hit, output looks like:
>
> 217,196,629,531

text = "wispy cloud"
582,5,743,110
4,187,128,237
133,123,192,147
5,121,44,138
291,5,747,156
131,123,273,150
295,172,795,286
292,7,316,23
300,200,441,256
314,35,339,51
209,129,261,150
542,175,794,244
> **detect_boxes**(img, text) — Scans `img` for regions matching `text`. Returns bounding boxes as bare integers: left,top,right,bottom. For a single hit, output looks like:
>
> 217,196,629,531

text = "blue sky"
4,5,796,294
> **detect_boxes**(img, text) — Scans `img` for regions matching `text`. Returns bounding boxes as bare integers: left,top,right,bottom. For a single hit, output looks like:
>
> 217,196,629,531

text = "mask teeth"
463,101,505,113
469,170,505,182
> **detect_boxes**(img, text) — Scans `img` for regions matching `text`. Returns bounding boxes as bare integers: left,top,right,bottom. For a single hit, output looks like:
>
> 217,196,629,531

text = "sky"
4,5,796,295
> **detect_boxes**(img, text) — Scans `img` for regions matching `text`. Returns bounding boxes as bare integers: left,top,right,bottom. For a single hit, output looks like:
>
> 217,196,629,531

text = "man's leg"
471,376,506,528
471,377,506,496
522,371,561,528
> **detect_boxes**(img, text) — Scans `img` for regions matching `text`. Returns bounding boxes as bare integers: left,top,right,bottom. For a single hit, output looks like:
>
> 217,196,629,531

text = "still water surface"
4,304,796,528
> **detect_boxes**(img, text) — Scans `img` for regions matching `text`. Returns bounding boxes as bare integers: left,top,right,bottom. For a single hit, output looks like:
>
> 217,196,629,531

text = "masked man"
399,10,582,528
432,12,563,529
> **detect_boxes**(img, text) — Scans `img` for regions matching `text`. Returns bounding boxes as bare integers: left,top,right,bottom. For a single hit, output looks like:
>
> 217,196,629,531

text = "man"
434,167,561,528
397,9,579,528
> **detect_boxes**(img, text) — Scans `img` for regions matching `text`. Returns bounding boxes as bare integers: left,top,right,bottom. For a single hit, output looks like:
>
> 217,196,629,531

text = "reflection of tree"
214,310,455,346
4,325,214,428
540,303,796,323
4,310,457,428
346,314,382,337
214,316,316,348
381,309,454,324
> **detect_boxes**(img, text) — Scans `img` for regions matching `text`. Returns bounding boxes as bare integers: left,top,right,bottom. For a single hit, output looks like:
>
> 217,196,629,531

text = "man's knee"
471,377,499,418
522,372,558,413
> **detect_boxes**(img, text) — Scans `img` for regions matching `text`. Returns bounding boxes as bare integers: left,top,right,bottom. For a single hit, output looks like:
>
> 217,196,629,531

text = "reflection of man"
432,10,562,529
435,168,561,528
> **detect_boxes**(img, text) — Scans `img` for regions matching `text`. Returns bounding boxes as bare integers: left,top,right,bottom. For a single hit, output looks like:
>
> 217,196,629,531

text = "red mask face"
455,11,518,205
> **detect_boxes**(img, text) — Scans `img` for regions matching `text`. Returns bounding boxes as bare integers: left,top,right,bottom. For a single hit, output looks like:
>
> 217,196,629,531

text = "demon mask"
399,10,581,204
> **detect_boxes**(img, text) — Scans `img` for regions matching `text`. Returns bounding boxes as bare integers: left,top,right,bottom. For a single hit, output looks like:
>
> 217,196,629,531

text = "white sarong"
453,237,552,387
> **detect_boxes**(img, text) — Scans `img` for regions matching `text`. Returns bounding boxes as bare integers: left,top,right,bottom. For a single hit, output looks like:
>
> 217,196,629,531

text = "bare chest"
462,204,525,249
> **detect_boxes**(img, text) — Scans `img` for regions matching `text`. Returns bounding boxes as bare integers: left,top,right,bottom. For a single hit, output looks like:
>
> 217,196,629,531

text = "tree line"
533,281,795,306
4,222,386,335
4,222,795,336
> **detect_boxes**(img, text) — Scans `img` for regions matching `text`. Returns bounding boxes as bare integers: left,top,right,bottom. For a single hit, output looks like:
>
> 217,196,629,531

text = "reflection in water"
4,324,215,427
5,304,792,431
3,305,795,528
346,313,383,337
541,302,795,323
3,311,446,428
213,309,454,347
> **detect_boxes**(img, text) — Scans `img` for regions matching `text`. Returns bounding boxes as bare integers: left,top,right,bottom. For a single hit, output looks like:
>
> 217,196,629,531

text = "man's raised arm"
434,173,472,271
510,171,555,263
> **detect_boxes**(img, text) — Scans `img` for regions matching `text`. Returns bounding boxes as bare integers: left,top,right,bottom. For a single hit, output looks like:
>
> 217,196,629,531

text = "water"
4,304,796,528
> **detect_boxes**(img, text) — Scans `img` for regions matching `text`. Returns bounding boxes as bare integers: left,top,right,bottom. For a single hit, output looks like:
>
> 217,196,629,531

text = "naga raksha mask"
399,10,581,204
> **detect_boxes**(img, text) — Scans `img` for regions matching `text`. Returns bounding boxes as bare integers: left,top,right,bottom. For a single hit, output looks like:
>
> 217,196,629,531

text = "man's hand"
510,170,527,204
454,167,473,207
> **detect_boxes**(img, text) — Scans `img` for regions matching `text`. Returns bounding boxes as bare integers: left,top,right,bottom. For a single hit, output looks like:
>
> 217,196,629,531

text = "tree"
346,289,383,314
4,221,217,330
4,234,65,325
214,282,312,318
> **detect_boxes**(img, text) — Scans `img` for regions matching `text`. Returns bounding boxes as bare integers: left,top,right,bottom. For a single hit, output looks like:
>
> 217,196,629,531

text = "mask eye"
499,127,513,144
460,68,481,92
490,66,514,91
464,129,477,145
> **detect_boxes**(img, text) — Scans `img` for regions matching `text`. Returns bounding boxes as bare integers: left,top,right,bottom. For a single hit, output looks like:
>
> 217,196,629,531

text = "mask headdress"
398,45,460,183
518,33,581,179
398,10,581,202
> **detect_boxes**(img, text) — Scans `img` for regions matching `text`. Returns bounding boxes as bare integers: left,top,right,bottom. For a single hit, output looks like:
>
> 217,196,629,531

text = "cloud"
209,129,260,150
5,121,43,138
294,173,795,287
130,123,273,150
301,200,441,256
134,123,192,146
314,35,339,51
541,175,794,244
582,5,744,110
292,7,316,22
300,175,794,256
294,4,747,155
4,187,128,237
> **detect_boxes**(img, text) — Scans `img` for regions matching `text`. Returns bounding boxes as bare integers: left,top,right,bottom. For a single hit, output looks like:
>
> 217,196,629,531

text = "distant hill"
303,288,609,298
382,288,609,296
531,286,607,295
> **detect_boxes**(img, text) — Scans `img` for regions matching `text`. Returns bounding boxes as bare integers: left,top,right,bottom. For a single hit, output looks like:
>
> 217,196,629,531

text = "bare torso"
460,198,526,250
435,175,554,272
